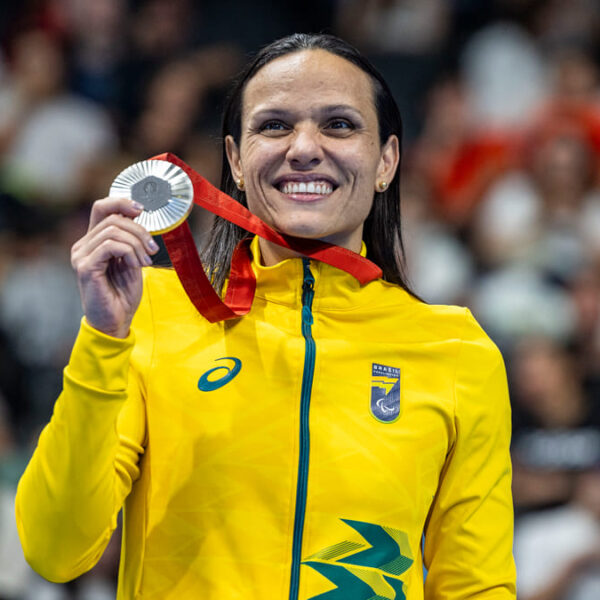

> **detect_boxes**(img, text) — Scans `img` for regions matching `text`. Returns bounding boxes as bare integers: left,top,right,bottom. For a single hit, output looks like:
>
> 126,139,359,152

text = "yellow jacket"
16,237,516,599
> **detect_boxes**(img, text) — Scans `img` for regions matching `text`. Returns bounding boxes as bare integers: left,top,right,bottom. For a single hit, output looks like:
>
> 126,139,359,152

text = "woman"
16,34,516,599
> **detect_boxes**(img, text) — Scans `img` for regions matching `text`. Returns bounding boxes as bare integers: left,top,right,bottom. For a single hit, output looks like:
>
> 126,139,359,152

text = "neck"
257,233,363,267
257,239,304,266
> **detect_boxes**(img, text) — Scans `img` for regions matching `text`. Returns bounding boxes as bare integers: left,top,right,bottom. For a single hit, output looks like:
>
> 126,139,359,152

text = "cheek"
240,137,283,174
239,143,259,175
353,197,374,222
344,143,381,182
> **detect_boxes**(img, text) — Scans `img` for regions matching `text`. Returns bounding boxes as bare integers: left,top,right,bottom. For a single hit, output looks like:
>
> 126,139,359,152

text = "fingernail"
144,254,153,266
132,201,144,211
148,239,159,252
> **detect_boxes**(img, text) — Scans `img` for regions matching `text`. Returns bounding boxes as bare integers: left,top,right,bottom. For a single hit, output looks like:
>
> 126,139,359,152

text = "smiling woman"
206,33,410,295
15,33,516,600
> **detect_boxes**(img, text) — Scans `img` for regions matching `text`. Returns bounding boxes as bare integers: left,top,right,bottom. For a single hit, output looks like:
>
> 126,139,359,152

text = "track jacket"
16,237,516,599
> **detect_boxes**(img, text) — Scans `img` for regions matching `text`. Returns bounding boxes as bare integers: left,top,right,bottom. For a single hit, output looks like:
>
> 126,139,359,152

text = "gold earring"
377,180,388,192
237,177,245,191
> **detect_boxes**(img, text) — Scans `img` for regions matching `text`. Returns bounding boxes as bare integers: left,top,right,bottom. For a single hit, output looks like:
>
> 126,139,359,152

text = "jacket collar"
249,236,376,311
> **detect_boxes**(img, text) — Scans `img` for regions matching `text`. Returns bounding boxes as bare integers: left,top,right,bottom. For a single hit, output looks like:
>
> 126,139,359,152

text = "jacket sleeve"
423,311,516,599
15,317,147,583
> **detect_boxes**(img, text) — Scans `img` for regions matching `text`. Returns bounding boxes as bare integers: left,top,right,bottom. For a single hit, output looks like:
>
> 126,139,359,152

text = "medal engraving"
131,176,171,211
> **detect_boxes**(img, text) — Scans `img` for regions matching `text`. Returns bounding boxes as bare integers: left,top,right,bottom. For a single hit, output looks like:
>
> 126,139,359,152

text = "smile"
279,181,334,195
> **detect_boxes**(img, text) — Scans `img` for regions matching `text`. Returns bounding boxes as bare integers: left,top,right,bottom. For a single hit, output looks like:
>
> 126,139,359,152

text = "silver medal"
109,159,194,234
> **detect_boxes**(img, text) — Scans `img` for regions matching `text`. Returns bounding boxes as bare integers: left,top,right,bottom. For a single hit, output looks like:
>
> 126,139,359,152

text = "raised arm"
15,197,158,582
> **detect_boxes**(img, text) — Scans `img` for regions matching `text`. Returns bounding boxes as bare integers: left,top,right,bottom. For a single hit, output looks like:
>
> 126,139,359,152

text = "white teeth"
280,181,333,195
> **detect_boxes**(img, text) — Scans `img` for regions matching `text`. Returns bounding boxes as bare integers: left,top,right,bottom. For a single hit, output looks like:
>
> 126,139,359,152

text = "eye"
325,118,355,135
259,120,289,135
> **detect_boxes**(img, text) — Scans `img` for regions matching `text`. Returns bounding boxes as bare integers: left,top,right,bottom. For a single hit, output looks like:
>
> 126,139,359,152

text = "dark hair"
203,33,413,294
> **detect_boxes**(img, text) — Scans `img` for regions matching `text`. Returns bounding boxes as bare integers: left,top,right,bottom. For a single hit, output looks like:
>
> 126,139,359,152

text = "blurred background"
0,0,599,598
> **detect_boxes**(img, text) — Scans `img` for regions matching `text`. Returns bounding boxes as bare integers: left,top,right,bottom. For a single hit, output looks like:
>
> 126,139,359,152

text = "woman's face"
226,49,399,258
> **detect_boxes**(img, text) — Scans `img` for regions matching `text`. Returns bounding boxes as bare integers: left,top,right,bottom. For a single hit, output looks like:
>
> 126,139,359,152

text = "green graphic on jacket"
303,519,413,599
197,357,242,391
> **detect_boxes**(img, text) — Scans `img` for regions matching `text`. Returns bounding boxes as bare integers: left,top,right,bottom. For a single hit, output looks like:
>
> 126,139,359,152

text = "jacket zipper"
289,258,316,600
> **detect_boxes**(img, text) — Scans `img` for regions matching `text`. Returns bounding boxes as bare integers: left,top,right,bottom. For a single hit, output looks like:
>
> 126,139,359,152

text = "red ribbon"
153,153,382,322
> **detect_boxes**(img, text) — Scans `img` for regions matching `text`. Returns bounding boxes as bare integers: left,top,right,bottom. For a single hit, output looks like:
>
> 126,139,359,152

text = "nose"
285,125,324,169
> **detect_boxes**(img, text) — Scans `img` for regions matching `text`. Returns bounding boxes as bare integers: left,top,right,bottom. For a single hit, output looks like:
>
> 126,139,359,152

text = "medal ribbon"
153,152,382,322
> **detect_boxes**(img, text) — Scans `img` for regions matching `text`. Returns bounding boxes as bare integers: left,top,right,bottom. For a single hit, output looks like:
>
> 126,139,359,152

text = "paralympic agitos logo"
198,357,242,391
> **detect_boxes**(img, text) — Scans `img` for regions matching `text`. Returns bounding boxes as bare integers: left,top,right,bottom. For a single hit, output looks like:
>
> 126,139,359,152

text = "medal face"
109,159,194,234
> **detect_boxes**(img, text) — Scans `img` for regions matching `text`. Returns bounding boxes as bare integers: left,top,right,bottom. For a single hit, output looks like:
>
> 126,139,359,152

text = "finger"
83,213,158,256
88,213,158,254
76,239,148,281
75,225,153,271
88,197,145,231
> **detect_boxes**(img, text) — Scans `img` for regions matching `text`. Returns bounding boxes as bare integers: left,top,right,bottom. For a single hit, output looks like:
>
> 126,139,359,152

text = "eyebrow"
250,104,365,121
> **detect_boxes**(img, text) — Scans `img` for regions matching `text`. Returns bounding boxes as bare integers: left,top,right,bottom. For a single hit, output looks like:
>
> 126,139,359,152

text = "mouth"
279,180,334,195
275,176,337,199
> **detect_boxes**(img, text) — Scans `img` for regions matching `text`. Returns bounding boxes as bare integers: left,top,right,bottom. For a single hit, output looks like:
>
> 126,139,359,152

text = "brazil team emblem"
371,363,401,423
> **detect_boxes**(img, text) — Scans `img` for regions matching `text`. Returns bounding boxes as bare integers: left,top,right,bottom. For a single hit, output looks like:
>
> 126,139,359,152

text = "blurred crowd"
0,1,599,599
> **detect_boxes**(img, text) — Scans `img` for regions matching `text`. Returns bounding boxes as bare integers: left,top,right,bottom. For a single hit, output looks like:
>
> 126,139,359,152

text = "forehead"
242,49,376,118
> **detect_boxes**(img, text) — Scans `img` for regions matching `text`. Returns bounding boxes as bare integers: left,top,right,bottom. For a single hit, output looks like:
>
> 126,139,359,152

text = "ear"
225,135,243,182
375,134,400,188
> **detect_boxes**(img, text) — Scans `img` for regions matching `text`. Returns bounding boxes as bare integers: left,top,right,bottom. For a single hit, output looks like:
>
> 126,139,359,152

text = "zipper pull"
301,258,315,325
302,258,315,292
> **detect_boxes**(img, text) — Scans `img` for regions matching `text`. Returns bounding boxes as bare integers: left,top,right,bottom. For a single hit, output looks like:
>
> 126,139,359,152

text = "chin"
277,223,331,240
